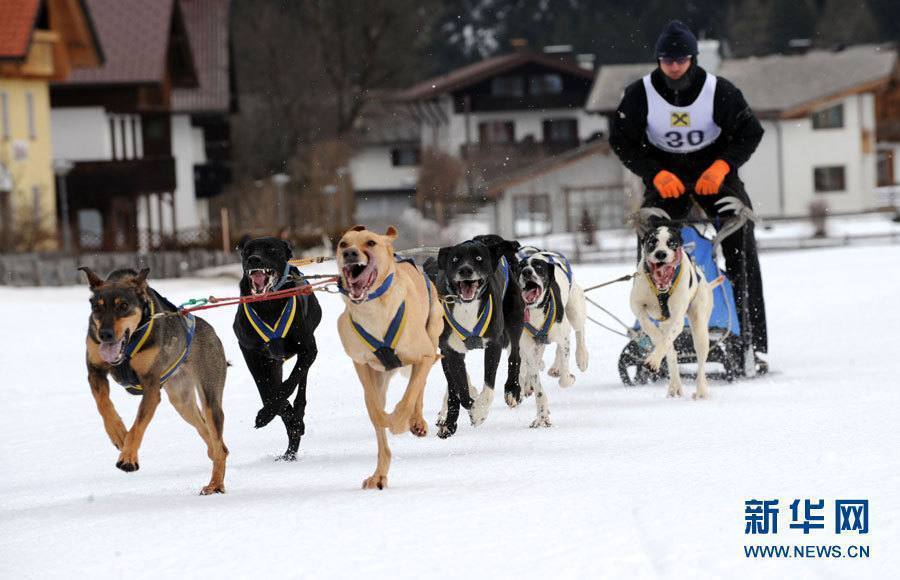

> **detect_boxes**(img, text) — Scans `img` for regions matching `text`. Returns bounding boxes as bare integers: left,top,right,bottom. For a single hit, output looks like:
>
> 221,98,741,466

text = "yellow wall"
0,78,57,248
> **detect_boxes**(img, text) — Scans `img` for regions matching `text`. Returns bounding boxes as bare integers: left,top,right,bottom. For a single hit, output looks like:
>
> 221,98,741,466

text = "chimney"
697,39,721,75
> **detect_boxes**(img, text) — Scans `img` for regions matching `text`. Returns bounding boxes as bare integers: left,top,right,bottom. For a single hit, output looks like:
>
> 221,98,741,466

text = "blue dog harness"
345,255,432,370
523,287,557,344
441,255,508,350
111,297,196,395
243,266,307,343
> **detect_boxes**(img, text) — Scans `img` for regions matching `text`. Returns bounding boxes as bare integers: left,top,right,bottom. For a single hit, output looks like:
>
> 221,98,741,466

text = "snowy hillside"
1,245,898,578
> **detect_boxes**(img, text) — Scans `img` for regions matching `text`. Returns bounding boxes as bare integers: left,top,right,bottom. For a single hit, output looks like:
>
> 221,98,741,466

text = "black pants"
640,175,768,353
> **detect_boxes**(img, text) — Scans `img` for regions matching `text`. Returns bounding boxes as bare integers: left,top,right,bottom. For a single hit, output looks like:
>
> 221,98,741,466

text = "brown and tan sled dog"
335,226,443,489
80,267,229,495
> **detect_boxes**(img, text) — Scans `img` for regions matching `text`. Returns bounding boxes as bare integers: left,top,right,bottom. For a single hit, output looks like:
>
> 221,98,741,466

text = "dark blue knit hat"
655,20,698,58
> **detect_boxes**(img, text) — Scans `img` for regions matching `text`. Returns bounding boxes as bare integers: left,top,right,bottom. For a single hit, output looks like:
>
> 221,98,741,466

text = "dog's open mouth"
99,329,130,365
648,260,678,291
247,268,277,295
455,279,482,302
522,280,543,305
342,258,377,302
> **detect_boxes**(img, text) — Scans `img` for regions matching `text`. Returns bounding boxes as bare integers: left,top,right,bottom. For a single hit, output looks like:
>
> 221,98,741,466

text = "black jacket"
609,64,764,186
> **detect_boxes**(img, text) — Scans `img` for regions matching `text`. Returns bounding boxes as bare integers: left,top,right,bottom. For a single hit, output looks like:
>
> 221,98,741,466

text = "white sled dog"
516,247,589,427
631,224,714,399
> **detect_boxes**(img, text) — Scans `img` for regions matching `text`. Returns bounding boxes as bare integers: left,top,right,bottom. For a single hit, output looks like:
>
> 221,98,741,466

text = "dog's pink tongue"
99,340,123,364
652,263,675,288
250,271,267,290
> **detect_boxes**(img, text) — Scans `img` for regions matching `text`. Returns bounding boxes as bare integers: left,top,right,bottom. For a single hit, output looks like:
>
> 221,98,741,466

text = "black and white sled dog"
631,224,713,399
424,235,524,438
516,247,589,427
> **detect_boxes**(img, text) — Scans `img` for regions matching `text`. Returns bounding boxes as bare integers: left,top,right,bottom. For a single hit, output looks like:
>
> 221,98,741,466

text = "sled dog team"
81,223,712,493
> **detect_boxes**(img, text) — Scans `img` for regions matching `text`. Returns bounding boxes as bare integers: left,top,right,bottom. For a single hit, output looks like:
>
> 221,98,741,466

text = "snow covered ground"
1,244,898,579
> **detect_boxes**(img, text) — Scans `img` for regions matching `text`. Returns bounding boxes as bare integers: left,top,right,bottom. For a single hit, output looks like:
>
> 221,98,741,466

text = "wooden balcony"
65,157,176,207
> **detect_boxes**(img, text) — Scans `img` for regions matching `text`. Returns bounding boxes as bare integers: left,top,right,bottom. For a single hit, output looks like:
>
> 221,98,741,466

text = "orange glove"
695,160,730,195
653,170,685,199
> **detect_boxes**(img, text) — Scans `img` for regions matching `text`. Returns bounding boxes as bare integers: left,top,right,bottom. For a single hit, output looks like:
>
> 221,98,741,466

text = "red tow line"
177,277,338,315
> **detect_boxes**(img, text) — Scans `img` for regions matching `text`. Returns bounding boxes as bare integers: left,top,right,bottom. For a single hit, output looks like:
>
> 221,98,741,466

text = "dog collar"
243,295,297,343
443,292,493,350
524,288,557,344
350,301,406,370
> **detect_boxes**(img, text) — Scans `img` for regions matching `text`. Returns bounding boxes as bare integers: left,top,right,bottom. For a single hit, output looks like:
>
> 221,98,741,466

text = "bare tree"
231,0,436,179
416,148,464,227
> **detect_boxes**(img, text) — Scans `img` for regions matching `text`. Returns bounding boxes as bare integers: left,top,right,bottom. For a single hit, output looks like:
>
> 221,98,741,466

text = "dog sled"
609,199,767,385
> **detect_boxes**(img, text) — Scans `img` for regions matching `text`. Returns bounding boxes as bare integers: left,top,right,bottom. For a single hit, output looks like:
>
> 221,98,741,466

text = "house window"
26,92,36,140
811,104,843,130
479,121,515,145
530,73,563,96
513,194,552,237
814,166,846,192
491,76,524,98
391,146,420,167
543,118,579,145
0,93,9,140
565,187,626,231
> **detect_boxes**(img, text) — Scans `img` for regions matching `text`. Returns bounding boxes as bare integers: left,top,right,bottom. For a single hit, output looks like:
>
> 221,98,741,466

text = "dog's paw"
469,388,494,427
200,483,225,495
436,421,457,438
384,410,410,435
559,373,575,388
277,450,299,461
547,366,561,378
410,416,428,437
255,400,292,429
115,451,139,472
504,382,521,407
436,422,457,439
362,474,388,490
666,384,683,398
519,369,539,398
644,352,664,372
521,379,535,398
692,384,710,400
530,416,552,428
576,348,589,372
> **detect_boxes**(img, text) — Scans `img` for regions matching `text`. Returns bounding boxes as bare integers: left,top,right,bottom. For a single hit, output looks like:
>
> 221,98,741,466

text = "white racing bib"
643,73,721,153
